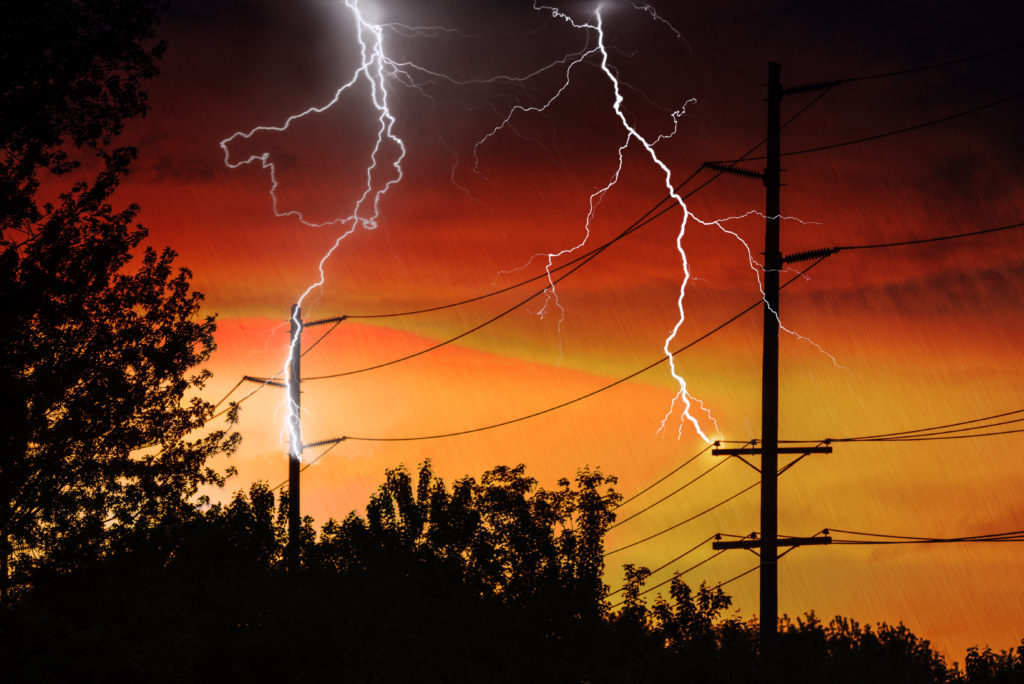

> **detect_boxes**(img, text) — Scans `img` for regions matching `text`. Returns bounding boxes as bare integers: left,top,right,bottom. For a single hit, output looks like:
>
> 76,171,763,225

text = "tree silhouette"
2,463,1021,683
0,0,238,598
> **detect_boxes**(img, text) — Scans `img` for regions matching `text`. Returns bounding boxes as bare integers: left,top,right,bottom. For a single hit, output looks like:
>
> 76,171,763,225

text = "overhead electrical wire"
606,533,718,597
326,258,826,444
303,231,627,380
614,444,714,510
778,408,1024,445
836,220,1024,252
604,480,759,558
607,549,779,611
609,458,731,530
270,439,346,493
720,92,1024,163
833,42,1024,84
333,87,832,323
828,528,1024,545
607,549,728,609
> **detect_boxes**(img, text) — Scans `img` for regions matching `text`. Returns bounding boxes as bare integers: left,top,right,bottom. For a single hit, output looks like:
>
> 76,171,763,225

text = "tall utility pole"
286,303,302,573
760,60,783,669
709,64,834,674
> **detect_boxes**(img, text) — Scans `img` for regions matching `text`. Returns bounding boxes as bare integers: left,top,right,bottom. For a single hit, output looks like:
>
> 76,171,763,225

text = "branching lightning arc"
220,0,832,454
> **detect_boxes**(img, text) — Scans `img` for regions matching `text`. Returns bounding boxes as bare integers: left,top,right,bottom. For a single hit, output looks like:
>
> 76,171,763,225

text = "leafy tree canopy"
0,0,237,594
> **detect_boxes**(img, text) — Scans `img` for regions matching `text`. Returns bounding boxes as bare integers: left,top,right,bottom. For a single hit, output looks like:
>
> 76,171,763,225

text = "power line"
712,563,759,591
608,550,770,611
606,534,719,597
785,409,1024,443
836,220,1024,252
847,416,1024,442
850,427,1024,443
835,42,1024,84
303,227,630,380
828,528,1024,545
776,91,1023,158
775,409,1024,446
341,166,705,320
327,258,826,444
604,479,759,558
316,81,832,325
614,444,714,509
608,548,728,609
270,439,346,493
718,91,1024,162
302,318,345,355
609,457,730,530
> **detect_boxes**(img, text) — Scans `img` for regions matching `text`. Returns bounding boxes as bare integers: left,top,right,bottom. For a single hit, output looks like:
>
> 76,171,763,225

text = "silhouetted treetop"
1,0,165,227
0,0,236,600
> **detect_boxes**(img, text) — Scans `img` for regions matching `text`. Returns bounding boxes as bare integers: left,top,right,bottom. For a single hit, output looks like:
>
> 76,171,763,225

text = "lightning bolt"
220,0,407,457
689,210,845,369
506,3,716,441
221,0,837,456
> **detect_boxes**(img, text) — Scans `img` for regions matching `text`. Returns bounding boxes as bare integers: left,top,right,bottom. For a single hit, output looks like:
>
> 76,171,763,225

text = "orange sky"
113,0,1024,660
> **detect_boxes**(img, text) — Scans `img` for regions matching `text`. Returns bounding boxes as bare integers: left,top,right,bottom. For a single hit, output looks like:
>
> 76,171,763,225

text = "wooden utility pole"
760,60,783,669
271,308,346,573
707,64,840,677
287,303,302,573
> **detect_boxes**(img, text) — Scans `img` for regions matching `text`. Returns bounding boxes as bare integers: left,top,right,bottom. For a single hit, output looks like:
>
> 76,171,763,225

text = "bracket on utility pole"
703,161,765,180
711,445,833,457
713,534,832,551
712,443,833,475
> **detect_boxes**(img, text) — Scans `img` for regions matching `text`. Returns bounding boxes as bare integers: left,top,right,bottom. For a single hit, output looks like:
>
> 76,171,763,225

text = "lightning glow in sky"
220,0,404,457
219,0,819,454
522,2,715,440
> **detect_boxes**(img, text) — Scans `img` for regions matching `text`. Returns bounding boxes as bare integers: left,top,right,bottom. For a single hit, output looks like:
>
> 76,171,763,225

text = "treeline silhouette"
1,461,1020,683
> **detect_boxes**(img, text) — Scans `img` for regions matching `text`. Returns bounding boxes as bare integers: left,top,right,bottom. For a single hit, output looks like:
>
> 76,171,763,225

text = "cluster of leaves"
313,462,619,623
1,0,238,590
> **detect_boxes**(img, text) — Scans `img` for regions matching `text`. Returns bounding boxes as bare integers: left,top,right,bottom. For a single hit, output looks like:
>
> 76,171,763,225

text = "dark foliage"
2,462,1020,683
0,0,237,596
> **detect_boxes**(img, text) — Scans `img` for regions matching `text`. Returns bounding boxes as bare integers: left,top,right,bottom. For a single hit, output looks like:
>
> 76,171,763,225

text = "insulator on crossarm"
703,161,764,180
781,246,839,264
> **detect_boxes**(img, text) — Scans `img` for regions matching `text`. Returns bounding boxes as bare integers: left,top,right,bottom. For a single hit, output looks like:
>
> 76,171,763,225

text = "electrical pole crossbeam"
712,446,833,457
713,536,832,550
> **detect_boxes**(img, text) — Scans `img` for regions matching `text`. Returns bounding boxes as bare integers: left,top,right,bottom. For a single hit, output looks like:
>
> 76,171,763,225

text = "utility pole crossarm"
712,446,833,457
713,536,832,550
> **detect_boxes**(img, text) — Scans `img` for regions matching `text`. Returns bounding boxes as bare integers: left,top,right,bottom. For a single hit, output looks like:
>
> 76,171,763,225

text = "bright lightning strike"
690,210,845,369
515,2,714,441
220,0,405,458
221,0,838,455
